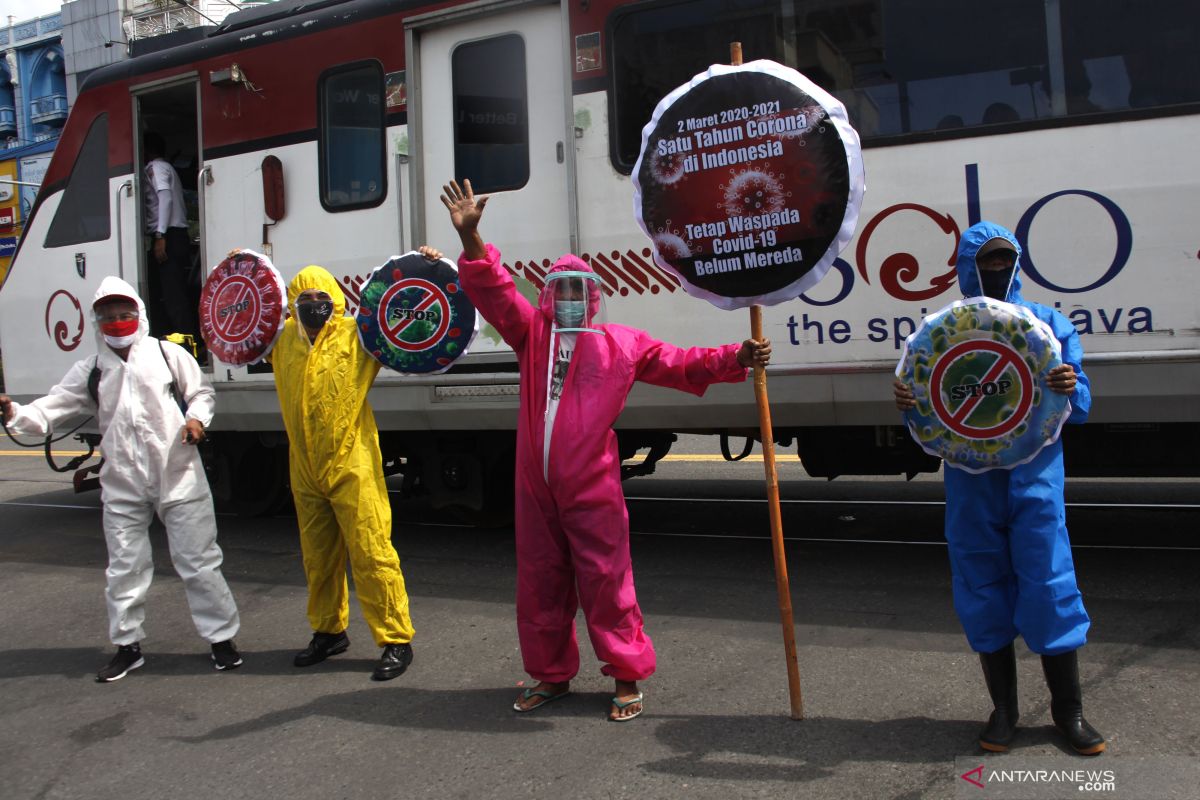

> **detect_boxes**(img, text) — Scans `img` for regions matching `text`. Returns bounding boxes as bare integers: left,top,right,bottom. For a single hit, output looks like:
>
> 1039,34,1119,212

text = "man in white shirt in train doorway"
143,131,197,340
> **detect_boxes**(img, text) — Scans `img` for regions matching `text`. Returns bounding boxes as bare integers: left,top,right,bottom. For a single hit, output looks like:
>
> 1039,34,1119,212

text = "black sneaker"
96,644,144,683
371,643,413,681
211,640,243,671
294,631,350,667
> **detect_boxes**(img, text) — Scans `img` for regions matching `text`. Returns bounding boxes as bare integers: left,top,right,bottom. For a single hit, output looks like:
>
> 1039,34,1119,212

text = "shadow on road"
646,714,981,782
170,686,556,741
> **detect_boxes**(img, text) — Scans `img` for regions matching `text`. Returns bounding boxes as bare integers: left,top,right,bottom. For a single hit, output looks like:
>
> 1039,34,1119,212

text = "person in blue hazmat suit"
894,221,1104,755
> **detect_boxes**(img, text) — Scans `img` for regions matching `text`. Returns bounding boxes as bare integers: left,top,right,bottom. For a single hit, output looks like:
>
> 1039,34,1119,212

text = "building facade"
1,11,67,278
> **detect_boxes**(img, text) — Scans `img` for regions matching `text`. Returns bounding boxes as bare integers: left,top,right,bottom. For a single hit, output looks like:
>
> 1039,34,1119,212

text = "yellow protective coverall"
270,266,414,646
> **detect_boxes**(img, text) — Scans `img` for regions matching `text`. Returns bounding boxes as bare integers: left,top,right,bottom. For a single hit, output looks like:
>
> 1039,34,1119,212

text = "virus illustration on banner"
898,299,1068,473
721,168,789,218
774,104,828,141
649,147,689,185
355,253,478,375
648,220,694,260
199,250,287,366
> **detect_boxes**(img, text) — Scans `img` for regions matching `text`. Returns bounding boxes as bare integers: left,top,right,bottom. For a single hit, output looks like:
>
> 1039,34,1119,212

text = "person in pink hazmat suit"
440,179,771,721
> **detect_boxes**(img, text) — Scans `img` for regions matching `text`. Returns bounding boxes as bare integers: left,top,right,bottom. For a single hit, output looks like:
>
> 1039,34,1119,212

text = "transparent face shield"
542,270,606,428
546,271,606,334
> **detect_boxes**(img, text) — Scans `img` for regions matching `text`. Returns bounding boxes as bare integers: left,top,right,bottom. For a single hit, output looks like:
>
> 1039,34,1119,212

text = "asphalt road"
1,438,1198,800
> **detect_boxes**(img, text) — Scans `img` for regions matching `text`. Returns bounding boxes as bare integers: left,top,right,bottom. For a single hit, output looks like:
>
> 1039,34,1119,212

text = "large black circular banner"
633,60,865,310
355,252,478,375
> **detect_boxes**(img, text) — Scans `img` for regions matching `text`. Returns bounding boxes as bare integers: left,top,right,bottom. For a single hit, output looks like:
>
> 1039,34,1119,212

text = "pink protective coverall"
458,244,748,683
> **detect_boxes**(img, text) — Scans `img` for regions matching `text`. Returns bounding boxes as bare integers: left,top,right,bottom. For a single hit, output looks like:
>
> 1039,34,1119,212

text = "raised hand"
439,179,489,261
440,179,489,234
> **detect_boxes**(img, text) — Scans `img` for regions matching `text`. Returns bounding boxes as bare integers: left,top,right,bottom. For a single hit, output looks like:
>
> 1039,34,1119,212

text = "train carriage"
4,0,1199,516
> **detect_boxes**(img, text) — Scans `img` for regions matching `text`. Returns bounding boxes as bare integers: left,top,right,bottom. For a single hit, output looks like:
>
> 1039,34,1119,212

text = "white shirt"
543,332,576,479
143,157,187,235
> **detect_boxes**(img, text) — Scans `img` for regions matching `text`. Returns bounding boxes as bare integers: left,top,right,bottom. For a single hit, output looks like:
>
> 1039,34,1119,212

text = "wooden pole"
751,306,804,720
732,41,804,720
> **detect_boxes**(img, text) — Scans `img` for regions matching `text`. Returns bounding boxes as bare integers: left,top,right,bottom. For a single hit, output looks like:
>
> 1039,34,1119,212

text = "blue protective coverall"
944,221,1092,655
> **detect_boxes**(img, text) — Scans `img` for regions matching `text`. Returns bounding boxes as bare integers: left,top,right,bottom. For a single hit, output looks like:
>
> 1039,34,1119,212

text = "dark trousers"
148,227,197,338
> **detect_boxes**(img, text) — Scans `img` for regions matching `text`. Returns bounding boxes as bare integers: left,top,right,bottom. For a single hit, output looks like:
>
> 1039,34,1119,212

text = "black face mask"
296,300,334,330
979,269,1014,301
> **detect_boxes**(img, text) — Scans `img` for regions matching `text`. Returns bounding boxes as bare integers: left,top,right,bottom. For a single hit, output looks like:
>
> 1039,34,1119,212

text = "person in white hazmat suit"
0,277,242,682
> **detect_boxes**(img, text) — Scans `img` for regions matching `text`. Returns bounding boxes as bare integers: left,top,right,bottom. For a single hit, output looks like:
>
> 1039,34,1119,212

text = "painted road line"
4,451,777,462
0,451,93,457
0,501,101,510
624,496,1200,509
0,500,240,517
625,454,799,462
624,529,1200,550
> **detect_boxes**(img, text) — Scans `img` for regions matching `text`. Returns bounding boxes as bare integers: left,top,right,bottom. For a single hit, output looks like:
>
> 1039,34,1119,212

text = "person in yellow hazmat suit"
268,265,415,680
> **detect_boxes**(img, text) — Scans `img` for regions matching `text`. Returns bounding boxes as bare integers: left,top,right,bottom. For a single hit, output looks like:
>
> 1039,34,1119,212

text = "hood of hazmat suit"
953,222,1089,422
269,265,413,646
272,265,382,490
943,222,1092,657
7,275,215,505
538,255,606,332
458,243,746,684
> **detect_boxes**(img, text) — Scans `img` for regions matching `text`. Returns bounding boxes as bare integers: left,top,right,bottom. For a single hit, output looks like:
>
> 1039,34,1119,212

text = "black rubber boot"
978,643,1020,752
1041,650,1106,755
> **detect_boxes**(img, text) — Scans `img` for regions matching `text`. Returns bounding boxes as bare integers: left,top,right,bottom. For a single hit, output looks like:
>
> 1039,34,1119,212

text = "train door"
410,1,575,269
132,79,205,350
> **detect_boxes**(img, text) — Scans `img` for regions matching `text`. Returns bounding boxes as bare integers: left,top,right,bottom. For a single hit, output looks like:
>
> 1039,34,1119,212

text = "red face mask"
100,319,139,338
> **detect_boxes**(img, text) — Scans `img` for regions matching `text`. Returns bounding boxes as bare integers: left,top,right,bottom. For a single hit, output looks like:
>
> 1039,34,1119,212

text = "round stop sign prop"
199,249,287,365
355,252,478,375
896,299,1071,473
632,59,865,310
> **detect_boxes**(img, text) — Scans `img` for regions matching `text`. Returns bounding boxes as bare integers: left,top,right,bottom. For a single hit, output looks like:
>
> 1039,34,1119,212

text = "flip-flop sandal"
609,692,644,722
512,687,570,713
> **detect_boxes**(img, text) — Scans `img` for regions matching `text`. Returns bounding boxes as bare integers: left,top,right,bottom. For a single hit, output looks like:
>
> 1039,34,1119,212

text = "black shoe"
97,644,144,683
978,643,1020,751
1041,650,1106,755
294,631,350,667
211,640,243,671
371,643,413,681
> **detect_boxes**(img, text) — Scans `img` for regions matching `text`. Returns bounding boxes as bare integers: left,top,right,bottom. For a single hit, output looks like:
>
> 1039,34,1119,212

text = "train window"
609,0,1049,166
1059,0,1200,113
609,0,1200,170
609,1,782,171
318,61,386,211
452,34,529,193
44,113,110,247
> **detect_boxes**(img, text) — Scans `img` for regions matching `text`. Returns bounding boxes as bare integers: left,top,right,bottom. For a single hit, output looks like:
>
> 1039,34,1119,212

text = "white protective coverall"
5,276,239,646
